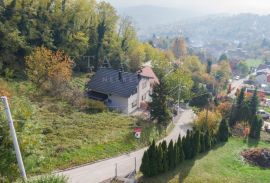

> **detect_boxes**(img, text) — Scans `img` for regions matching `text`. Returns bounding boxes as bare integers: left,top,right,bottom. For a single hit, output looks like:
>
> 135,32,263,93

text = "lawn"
245,59,264,68
1,77,164,175
140,135,270,183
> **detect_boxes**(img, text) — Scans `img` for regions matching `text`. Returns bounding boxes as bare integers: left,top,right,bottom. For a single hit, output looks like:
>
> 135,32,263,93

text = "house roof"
88,68,149,98
139,66,159,84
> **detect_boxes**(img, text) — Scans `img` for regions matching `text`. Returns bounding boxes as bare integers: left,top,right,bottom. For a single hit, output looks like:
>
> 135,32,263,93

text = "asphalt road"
57,109,195,183
228,77,247,98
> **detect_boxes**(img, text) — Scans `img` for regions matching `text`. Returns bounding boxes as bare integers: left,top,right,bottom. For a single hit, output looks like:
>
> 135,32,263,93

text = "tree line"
229,88,263,139
140,119,229,177
0,0,173,78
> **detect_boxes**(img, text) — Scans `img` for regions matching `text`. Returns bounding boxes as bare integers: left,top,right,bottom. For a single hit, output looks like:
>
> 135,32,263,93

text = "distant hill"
147,14,270,44
117,5,204,39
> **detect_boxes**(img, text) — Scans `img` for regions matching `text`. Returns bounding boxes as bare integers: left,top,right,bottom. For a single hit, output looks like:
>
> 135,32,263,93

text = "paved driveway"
57,109,195,183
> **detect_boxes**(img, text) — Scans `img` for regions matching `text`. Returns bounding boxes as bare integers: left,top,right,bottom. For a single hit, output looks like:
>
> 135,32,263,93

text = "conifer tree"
157,145,164,174
148,140,158,176
193,130,201,156
249,115,263,139
205,130,211,151
184,130,192,159
174,143,179,166
182,136,186,160
168,140,175,170
140,151,150,177
177,135,185,162
249,89,258,123
200,132,206,153
218,119,229,142
149,78,171,126
161,140,169,172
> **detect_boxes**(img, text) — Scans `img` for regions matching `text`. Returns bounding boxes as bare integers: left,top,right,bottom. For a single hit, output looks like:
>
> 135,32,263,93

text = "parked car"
257,109,270,120
235,75,240,80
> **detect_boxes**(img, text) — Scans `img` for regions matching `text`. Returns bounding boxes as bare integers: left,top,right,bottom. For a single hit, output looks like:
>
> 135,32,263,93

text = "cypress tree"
249,89,259,123
249,115,263,139
218,119,229,142
157,144,164,174
182,136,186,160
168,140,175,170
200,132,206,153
173,143,178,167
177,135,185,162
140,151,150,177
205,130,211,151
184,130,192,159
193,130,201,156
161,140,168,172
148,140,158,176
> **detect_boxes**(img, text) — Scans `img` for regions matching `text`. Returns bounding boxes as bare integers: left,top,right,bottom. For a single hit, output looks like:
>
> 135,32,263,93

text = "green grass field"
1,76,164,175
245,59,264,68
140,135,270,183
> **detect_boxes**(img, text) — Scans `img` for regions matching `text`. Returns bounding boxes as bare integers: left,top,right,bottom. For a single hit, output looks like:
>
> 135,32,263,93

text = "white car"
235,76,240,80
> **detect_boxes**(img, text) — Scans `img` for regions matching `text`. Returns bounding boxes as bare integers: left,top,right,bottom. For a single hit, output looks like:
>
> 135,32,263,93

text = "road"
56,109,195,183
228,76,248,98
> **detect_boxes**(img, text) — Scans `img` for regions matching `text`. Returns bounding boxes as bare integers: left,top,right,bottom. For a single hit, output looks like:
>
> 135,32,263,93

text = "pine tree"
200,132,206,153
149,78,171,126
184,130,192,159
218,119,229,142
177,135,185,162
140,151,150,177
168,140,175,170
173,143,178,167
249,115,263,139
207,59,212,74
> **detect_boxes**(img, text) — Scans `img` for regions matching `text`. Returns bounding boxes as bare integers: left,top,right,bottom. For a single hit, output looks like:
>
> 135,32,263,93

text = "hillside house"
87,67,156,114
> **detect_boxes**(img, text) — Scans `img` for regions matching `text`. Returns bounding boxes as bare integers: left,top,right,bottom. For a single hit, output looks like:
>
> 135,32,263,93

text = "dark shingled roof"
88,68,148,97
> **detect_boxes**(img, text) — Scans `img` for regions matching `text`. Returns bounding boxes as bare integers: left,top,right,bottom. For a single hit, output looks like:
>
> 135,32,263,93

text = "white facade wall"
137,78,151,107
255,74,267,86
105,77,152,114
107,95,129,114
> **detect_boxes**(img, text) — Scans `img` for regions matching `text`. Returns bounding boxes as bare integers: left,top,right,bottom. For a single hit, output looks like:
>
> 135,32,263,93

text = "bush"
86,99,107,113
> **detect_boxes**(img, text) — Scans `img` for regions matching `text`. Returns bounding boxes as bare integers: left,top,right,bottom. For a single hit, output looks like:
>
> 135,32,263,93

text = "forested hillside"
0,0,173,78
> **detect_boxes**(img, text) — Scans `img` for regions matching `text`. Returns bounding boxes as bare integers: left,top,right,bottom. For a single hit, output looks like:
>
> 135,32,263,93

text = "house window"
132,101,137,108
141,93,147,101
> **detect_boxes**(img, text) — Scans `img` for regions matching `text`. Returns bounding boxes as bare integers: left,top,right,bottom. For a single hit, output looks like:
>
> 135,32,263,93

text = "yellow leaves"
195,109,222,133
0,79,13,97
25,46,73,88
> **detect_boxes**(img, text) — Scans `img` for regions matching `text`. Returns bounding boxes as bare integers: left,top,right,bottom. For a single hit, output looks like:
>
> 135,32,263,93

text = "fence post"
135,157,137,173
115,163,118,178
1,96,27,181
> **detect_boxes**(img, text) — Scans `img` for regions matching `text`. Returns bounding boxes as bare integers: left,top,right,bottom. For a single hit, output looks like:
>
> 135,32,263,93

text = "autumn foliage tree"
25,47,73,92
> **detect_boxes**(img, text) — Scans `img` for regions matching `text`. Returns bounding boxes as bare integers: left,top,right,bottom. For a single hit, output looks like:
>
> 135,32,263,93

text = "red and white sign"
134,128,142,139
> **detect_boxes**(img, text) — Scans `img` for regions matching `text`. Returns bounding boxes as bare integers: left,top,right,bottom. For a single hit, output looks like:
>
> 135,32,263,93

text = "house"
87,68,153,114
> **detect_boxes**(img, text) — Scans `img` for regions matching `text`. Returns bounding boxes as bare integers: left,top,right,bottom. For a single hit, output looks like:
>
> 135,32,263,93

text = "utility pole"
178,84,181,115
1,96,27,181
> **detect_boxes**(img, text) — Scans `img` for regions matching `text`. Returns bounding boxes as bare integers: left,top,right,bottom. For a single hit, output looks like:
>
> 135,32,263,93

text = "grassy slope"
245,59,263,68
1,75,163,174
141,135,270,183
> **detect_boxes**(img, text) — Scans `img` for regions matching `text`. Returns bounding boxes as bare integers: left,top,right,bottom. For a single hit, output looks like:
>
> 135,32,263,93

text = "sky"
99,0,270,15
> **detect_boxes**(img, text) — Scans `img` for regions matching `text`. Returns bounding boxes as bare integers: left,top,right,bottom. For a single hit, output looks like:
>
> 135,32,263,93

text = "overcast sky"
99,0,270,14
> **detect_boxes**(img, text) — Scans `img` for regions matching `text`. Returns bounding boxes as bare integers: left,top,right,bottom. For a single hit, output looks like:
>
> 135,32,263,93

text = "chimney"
118,69,123,81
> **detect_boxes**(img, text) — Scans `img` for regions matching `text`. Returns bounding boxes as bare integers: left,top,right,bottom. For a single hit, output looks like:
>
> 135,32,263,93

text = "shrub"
20,175,68,183
86,99,107,113
195,110,222,134
0,79,13,97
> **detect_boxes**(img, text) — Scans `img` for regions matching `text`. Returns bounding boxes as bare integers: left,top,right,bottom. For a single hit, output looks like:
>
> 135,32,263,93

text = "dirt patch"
241,148,270,168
